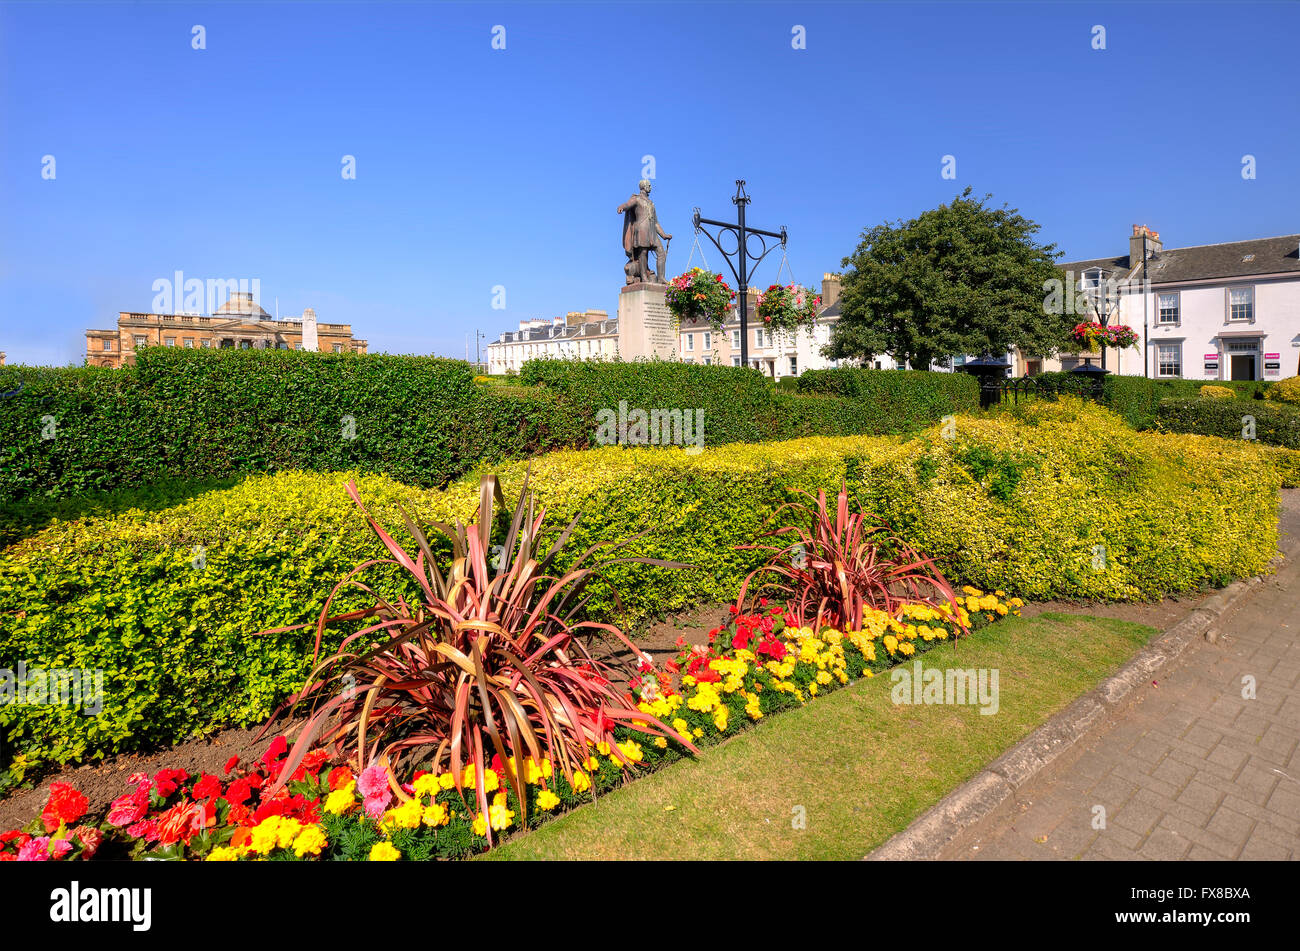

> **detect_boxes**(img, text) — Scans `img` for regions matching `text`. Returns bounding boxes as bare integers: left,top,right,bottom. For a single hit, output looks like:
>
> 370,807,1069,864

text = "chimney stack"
1130,224,1163,268
820,272,843,309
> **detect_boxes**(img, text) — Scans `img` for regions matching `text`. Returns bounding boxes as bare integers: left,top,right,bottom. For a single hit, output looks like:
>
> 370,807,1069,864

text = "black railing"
981,374,1106,406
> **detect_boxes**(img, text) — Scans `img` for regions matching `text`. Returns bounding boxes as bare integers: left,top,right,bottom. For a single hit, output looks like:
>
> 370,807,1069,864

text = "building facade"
486,310,616,374
85,292,367,368
675,274,846,379
1045,226,1300,381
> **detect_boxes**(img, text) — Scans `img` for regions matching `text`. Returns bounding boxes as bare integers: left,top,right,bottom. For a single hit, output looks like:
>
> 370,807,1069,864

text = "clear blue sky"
2,1,1297,366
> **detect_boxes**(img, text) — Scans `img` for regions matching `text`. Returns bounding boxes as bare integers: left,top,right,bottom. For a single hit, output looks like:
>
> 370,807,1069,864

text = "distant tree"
825,188,1072,370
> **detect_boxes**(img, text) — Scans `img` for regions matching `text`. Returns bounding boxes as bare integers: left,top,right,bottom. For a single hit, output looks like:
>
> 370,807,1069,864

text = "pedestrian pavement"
945,495,1300,860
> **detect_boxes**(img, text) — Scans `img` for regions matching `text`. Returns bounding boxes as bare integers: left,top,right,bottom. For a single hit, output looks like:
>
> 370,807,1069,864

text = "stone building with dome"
84,291,367,368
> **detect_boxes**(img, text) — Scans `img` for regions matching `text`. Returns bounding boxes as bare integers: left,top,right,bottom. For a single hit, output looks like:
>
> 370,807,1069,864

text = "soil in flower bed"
0,725,280,832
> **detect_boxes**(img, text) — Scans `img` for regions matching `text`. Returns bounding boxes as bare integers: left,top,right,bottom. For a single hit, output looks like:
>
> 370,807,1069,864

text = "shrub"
1102,376,1271,429
853,398,1279,601
0,349,576,503
3,402,1282,771
1154,397,1300,449
265,473,686,842
1200,385,1236,399
1266,375,1300,405
795,367,979,418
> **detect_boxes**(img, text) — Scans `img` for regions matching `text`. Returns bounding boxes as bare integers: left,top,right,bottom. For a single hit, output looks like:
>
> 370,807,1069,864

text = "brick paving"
945,495,1300,860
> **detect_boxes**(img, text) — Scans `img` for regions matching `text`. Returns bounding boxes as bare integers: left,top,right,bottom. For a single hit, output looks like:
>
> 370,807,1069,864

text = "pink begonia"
49,838,73,860
357,764,393,819
17,837,50,861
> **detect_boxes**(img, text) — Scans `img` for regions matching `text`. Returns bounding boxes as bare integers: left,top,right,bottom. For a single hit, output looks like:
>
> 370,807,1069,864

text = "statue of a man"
617,179,672,284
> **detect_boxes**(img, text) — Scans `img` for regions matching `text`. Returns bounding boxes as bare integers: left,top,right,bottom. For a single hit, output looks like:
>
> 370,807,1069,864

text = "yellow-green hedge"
1200,384,1236,399
0,399,1282,770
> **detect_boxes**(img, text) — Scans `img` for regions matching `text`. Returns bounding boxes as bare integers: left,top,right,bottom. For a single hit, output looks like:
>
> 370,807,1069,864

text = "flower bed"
0,589,1021,861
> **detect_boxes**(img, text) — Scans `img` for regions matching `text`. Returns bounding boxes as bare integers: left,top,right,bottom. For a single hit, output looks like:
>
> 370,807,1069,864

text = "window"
164,337,176,346
754,328,765,348
703,356,712,366
100,338,113,351
183,338,194,348
1156,343,1182,378
1158,292,1180,324
133,335,146,347
1228,287,1254,322
702,332,711,350
332,343,343,353
731,356,741,367
789,356,797,376
201,339,212,348
731,329,741,349
684,334,694,351
240,340,252,349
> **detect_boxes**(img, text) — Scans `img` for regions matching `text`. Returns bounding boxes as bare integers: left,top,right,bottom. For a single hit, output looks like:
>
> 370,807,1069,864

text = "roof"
1061,234,1300,286
1142,234,1300,284
213,292,271,319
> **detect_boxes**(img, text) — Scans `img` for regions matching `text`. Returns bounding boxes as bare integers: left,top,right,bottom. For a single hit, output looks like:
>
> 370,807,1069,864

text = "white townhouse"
486,310,617,374
1051,225,1300,382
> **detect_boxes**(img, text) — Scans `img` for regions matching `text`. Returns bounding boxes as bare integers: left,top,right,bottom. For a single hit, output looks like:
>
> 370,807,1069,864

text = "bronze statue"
618,179,672,284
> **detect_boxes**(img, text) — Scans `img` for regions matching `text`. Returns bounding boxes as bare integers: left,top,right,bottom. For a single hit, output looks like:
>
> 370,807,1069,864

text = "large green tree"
825,188,1072,369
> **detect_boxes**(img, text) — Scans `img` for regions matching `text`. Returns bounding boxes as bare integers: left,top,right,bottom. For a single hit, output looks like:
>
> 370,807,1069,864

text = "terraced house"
1051,225,1300,381
85,292,367,368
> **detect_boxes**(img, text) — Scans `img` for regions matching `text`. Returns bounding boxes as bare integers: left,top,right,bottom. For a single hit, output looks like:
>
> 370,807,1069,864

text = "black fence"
979,373,1106,407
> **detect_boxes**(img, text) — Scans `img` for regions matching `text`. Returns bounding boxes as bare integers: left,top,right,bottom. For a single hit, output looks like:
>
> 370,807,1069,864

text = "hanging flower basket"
666,268,735,333
1070,322,1139,352
756,284,821,340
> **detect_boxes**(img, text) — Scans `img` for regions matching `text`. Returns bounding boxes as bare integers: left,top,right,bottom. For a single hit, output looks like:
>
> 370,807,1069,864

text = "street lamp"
691,181,787,369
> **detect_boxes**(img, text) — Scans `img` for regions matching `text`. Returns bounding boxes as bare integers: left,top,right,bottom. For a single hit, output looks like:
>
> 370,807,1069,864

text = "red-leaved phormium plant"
735,483,965,635
257,470,693,844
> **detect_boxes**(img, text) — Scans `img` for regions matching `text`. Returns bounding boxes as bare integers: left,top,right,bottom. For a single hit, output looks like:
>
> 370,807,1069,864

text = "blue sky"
1,1,1297,366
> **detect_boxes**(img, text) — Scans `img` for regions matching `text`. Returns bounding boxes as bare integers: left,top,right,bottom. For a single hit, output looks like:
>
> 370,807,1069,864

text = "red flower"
327,767,355,792
260,736,288,769
191,774,222,802
107,788,149,827
732,629,753,651
72,826,103,860
301,749,330,776
223,756,240,775
224,777,254,806
152,768,189,799
40,783,88,833
757,637,787,661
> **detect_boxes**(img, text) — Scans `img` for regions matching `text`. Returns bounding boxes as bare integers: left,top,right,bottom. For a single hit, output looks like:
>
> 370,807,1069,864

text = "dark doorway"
1230,354,1256,381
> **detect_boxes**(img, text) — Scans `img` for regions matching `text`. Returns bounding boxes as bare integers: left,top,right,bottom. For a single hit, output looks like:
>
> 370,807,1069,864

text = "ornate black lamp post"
691,181,787,369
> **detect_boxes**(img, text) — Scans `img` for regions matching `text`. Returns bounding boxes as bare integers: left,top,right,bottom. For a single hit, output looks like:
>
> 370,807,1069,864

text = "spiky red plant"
736,483,964,634
258,470,692,844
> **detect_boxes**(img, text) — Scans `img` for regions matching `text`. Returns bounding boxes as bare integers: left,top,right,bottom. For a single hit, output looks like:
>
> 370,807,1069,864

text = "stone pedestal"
617,282,676,360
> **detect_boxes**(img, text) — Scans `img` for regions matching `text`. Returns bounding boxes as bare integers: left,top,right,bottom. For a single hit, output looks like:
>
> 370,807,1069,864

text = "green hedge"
1,398,1282,771
520,358,978,445
1154,397,1300,449
0,349,576,503
794,367,979,419
1101,376,1271,429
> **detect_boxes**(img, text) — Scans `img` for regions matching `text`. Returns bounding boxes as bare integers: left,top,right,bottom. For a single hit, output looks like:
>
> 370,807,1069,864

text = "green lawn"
486,612,1154,860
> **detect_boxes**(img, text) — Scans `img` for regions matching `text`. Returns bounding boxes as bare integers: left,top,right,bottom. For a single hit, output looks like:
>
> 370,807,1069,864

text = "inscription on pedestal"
618,283,677,360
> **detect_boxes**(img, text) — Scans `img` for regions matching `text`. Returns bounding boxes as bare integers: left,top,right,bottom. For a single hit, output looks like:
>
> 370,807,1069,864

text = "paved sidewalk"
944,497,1300,861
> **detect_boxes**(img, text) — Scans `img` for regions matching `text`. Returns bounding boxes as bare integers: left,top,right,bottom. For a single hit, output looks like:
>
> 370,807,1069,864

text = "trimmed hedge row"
1154,397,1300,449
0,349,577,503
0,398,1282,770
795,367,980,419
1100,375,1272,430
520,358,979,444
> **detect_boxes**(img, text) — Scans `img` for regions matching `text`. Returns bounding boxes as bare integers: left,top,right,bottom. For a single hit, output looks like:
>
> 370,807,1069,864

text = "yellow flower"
883,634,899,654
713,705,729,732
206,846,243,862
488,793,515,831
570,769,591,794
422,802,450,827
536,789,561,811
654,737,668,749
382,797,423,831
438,772,457,791
412,773,441,798
472,813,488,836
368,841,400,861
292,825,327,857
324,782,357,815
